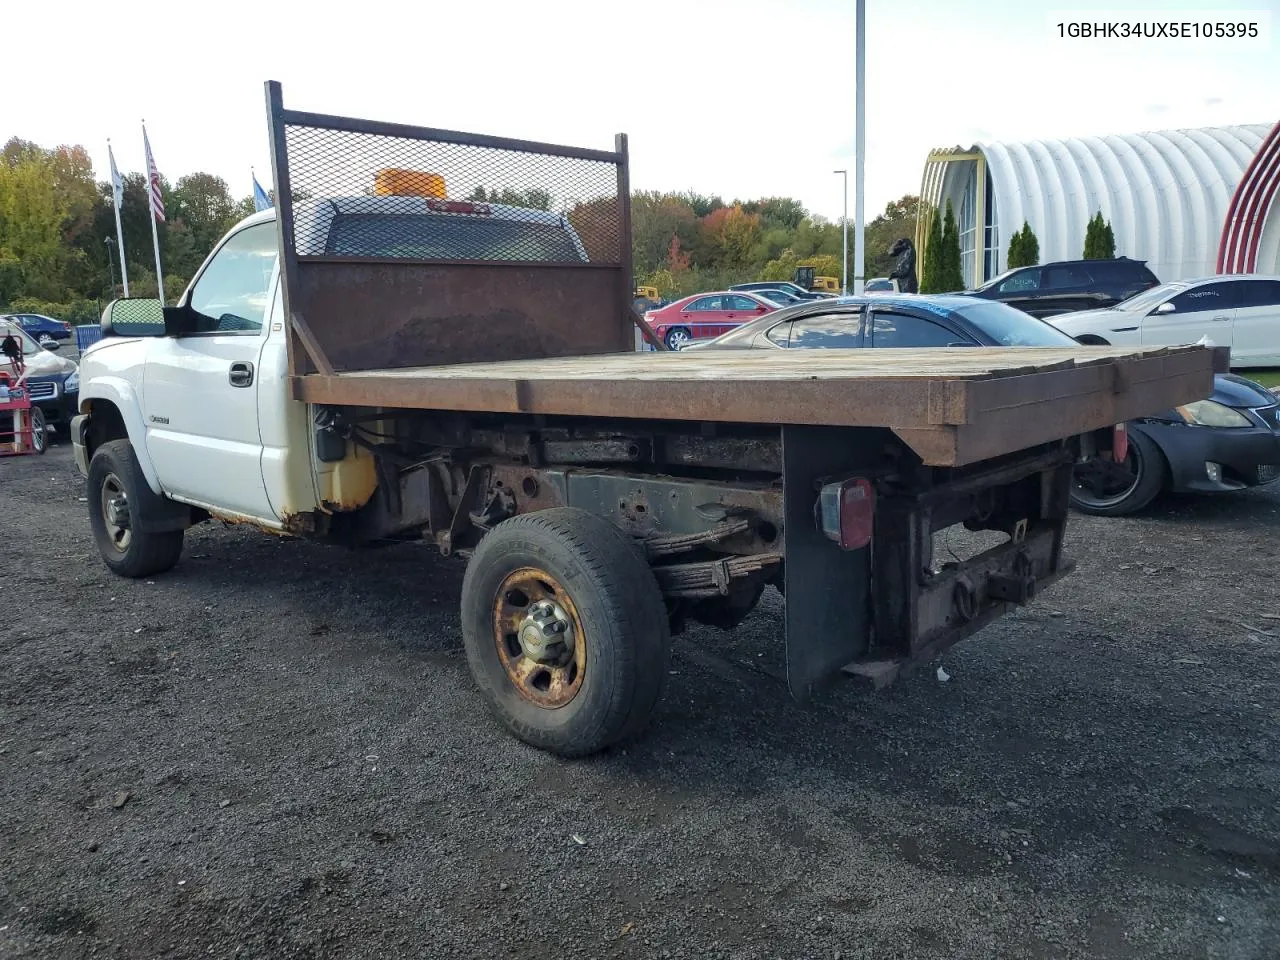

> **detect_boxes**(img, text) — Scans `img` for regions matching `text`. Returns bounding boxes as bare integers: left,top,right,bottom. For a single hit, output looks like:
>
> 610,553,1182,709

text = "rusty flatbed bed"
290,344,1219,467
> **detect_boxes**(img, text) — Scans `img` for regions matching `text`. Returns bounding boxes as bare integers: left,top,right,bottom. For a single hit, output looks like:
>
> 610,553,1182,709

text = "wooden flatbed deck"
291,345,1220,467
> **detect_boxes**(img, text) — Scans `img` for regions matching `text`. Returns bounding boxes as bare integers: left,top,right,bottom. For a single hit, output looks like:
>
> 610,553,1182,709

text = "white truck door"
142,221,275,522
1231,278,1280,366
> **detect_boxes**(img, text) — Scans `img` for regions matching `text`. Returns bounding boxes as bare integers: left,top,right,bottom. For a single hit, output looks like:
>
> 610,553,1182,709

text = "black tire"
664,327,692,350
1070,427,1166,516
460,507,670,757
88,439,185,578
29,406,47,455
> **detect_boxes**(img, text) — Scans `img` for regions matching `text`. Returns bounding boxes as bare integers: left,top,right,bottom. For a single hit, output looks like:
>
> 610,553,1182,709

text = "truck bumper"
71,414,89,477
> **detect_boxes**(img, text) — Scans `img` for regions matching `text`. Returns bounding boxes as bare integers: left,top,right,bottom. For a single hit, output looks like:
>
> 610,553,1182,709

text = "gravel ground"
3,445,1278,960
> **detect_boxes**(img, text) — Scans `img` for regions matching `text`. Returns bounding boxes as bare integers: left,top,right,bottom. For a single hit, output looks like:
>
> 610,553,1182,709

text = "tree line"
1,133,924,322
0,137,258,322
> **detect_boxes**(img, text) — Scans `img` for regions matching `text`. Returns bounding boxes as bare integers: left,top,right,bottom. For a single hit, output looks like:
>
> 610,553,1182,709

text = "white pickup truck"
70,83,1219,756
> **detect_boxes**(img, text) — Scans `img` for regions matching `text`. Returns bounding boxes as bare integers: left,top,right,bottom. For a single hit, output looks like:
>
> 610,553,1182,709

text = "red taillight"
816,477,874,551
1113,423,1129,463
426,198,491,215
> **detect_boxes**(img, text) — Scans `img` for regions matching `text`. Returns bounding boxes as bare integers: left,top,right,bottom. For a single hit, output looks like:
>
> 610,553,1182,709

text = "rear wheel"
460,508,670,756
1070,427,1166,516
88,439,185,577
664,327,691,350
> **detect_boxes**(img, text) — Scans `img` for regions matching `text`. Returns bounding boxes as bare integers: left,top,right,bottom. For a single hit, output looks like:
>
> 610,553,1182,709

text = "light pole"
833,169,848,295
853,0,865,295
104,236,117,298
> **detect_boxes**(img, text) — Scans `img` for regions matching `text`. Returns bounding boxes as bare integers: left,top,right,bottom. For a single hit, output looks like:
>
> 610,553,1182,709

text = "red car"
645,291,778,350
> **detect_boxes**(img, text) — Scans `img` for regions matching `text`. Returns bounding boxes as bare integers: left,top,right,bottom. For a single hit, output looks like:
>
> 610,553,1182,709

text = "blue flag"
253,173,272,212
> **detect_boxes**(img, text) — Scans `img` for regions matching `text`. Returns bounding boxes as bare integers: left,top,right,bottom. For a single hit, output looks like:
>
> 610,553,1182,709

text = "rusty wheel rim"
492,567,586,709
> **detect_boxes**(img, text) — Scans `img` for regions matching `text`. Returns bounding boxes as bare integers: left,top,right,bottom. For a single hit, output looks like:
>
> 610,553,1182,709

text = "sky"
3,0,1276,223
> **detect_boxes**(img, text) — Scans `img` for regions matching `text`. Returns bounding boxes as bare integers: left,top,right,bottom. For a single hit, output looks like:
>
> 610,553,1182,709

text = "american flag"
143,124,165,223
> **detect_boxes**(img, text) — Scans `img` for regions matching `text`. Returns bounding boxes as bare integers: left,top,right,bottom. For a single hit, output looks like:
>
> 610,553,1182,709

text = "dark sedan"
1071,374,1280,515
689,294,1280,515
6,312,73,344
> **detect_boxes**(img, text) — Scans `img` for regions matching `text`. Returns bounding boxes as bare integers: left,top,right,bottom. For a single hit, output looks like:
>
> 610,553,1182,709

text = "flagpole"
108,140,130,297
143,121,165,305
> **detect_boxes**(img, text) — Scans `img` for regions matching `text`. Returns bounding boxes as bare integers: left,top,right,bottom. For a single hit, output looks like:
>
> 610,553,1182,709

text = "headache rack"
264,80,638,381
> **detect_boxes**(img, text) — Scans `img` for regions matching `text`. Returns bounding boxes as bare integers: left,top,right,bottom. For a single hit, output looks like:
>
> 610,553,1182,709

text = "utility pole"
833,169,848,295
853,0,866,295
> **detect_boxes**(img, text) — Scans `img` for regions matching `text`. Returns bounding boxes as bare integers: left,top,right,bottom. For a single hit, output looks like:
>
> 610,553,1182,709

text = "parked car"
967,257,1160,318
752,288,804,307
687,295,1279,516
1050,274,1280,367
1070,373,1280,515
644,291,778,349
0,318,78,435
728,281,831,302
864,278,899,295
5,312,73,344
680,293,1077,352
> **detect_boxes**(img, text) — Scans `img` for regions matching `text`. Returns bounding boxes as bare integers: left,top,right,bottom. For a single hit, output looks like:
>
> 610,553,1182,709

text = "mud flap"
781,425,874,701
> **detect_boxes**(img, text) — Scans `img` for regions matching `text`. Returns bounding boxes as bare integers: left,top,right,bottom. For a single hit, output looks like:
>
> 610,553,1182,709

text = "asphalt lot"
3,444,1279,959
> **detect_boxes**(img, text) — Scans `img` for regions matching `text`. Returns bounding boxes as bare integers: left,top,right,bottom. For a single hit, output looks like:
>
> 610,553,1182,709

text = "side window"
872,311,972,347
728,295,761,311
1169,282,1237,314
1043,265,1092,289
766,320,793,347
788,311,865,348
998,268,1040,293
187,222,278,334
686,296,722,312
1239,280,1280,308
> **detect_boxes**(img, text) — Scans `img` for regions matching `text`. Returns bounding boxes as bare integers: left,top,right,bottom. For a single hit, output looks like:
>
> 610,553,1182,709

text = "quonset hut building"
916,120,1280,287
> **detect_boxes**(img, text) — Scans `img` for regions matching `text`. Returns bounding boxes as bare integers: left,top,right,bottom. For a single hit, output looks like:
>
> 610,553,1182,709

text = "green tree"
939,199,963,290
919,207,944,293
1006,221,1040,268
1082,211,1115,259
0,154,70,300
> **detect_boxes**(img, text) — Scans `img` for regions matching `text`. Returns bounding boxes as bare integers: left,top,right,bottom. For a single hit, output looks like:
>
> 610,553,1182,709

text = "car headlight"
63,370,79,393
1174,400,1250,428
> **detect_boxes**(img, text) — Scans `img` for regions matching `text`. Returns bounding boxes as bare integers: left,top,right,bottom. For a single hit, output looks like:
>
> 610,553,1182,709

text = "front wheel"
460,508,671,757
664,327,691,350
1070,427,1166,516
88,439,185,577
29,406,47,454
37,333,56,346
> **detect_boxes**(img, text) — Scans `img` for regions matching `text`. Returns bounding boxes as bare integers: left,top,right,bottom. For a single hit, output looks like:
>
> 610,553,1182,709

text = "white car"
863,278,900,295
1049,274,1280,366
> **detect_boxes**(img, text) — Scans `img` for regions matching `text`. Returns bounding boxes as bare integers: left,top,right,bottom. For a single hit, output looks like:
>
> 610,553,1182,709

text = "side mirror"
756,305,768,313
101,298,165,338
1154,301,1176,315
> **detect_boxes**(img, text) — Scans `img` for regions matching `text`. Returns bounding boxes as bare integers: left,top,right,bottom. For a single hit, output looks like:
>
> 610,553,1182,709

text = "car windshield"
1112,281,1188,312
975,268,1019,292
952,300,1078,346
1,320,42,355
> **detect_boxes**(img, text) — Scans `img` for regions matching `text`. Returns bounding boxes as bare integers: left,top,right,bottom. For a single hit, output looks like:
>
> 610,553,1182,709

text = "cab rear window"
325,214,585,262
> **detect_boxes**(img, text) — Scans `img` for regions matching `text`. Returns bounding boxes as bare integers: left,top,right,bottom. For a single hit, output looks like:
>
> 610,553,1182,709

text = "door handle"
1210,316,1231,322
228,361,255,387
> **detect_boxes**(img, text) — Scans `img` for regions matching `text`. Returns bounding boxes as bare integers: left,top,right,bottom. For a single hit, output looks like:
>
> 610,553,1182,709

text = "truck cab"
74,194,592,535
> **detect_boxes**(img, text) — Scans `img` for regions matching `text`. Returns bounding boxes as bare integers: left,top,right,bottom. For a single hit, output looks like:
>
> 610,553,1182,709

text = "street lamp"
104,236,117,298
833,169,848,295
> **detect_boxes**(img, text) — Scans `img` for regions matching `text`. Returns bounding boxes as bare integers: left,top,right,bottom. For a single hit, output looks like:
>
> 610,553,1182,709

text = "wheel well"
1075,334,1110,346
85,400,128,460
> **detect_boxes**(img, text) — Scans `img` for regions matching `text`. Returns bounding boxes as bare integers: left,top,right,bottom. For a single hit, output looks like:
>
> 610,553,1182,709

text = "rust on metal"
493,567,586,708
291,262,631,373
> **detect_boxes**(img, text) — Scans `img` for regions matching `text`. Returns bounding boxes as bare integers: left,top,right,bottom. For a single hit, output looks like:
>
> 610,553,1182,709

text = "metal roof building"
916,120,1280,287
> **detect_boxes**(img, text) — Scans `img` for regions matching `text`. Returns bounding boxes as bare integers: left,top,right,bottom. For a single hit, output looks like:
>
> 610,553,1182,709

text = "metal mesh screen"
281,124,624,265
